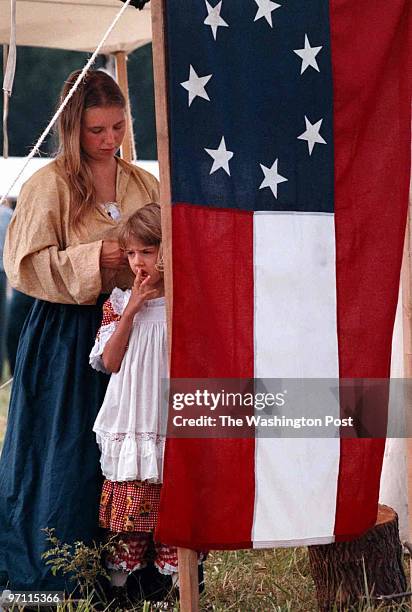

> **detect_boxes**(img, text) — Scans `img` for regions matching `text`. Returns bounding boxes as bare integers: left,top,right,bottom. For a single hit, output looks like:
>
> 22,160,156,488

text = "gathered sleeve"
89,289,124,373
146,171,160,203
3,167,103,304
129,163,160,204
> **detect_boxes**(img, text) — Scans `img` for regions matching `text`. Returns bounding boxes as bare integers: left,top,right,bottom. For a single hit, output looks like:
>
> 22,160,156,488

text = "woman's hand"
124,271,161,317
100,241,128,270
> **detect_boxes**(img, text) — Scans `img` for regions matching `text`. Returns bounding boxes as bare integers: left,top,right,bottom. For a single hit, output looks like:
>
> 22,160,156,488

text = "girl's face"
125,239,163,289
80,105,126,161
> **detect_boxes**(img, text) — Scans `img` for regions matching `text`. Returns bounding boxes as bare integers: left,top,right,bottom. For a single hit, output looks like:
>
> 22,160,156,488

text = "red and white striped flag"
155,0,412,549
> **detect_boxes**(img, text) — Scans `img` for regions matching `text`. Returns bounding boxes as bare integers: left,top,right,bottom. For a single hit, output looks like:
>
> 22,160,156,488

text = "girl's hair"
119,203,164,272
55,69,126,226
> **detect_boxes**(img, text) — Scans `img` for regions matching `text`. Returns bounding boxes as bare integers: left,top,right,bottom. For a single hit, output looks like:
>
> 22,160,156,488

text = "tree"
1,45,156,159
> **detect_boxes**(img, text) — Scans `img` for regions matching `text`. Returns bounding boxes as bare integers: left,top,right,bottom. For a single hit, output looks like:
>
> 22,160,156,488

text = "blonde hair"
55,69,126,227
119,203,164,272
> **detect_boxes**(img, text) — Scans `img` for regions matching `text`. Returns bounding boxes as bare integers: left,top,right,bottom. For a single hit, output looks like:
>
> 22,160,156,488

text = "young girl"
89,203,177,590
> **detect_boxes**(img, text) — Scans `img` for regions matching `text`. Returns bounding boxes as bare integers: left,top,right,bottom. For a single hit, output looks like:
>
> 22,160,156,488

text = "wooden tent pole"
178,548,200,612
151,1,199,610
151,0,172,360
3,44,9,158
115,51,134,162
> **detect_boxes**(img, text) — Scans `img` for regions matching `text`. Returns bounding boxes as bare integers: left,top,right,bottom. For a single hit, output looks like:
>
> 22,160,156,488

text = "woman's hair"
119,203,164,272
55,69,126,226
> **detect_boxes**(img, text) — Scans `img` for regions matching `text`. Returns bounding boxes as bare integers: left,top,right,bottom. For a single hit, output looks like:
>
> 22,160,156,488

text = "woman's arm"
4,165,124,305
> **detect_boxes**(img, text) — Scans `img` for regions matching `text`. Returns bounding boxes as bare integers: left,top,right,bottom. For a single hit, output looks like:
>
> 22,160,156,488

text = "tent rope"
0,0,133,209
0,377,12,391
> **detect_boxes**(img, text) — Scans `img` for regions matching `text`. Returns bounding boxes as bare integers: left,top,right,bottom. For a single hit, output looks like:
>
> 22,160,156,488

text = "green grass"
0,385,410,611
200,547,318,611
42,549,409,612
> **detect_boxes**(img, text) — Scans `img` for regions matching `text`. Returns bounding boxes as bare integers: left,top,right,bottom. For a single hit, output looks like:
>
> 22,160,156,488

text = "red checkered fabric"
97,299,121,338
154,542,179,575
105,532,179,574
99,479,162,532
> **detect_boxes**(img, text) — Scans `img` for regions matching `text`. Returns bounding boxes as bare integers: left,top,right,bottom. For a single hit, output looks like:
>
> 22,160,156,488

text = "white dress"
89,287,167,484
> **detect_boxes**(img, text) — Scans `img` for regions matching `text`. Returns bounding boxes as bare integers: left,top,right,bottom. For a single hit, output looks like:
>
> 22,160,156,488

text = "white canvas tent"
0,157,159,199
380,293,409,540
0,0,151,54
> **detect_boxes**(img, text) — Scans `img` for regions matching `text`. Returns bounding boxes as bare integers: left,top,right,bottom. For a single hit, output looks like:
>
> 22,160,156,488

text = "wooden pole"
115,51,134,162
3,44,9,159
151,2,200,611
151,0,172,359
178,549,200,612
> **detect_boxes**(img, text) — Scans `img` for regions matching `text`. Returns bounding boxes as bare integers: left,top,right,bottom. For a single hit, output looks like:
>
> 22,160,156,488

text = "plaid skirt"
99,479,162,533
106,532,178,575
100,479,179,575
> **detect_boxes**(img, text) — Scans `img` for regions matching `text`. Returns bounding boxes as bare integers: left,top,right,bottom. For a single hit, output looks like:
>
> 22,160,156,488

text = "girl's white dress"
89,287,167,484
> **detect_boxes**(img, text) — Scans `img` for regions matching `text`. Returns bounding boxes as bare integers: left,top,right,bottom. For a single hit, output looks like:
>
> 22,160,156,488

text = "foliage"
0,45,156,160
41,528,114,598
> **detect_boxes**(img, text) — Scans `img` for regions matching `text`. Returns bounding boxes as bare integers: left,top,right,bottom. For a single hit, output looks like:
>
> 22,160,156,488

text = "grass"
0,384,411,611
199,547,318,611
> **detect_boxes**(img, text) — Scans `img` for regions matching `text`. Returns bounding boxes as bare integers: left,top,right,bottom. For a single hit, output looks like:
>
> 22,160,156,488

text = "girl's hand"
125,271,161,317
100,241,128,270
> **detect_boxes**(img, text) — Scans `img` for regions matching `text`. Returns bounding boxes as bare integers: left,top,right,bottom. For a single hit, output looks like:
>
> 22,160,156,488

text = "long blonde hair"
55,70,126,226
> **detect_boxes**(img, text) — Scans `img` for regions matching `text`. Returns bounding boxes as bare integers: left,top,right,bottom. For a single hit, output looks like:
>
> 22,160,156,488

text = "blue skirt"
0,298,108,591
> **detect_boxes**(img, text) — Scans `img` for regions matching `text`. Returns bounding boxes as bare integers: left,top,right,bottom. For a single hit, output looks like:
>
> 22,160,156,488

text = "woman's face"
80,105,126,161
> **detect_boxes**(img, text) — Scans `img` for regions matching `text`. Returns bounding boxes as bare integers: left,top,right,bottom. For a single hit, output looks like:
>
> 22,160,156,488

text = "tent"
0,0,153,162
0,0,151,54
0,157,159,199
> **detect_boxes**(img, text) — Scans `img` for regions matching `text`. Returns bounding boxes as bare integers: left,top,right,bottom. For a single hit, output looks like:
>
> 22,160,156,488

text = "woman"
0,70,159,592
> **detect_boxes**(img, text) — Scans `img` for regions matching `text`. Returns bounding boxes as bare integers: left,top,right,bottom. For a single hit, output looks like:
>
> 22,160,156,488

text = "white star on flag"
298,116,327,155
259,159,288,198
204,1,229,40
293,34,323,74
254,0,281,28
180,65,213,107
205,137,234,175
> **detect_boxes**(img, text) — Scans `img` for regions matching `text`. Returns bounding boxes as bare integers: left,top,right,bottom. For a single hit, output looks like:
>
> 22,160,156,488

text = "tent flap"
0,0,151,54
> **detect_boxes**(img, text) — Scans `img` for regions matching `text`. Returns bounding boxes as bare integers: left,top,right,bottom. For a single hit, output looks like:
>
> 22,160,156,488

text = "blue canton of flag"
166,0,334,212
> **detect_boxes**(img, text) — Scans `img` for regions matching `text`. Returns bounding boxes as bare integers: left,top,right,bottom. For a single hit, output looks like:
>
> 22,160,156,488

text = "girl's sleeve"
3,169,103,305
89,294,122,373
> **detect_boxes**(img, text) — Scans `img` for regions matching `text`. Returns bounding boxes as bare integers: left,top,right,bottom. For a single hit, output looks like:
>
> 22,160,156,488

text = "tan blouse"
4,158,159,305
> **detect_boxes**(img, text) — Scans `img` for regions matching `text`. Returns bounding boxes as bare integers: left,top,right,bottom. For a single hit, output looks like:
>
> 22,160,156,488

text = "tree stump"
308,505,407,611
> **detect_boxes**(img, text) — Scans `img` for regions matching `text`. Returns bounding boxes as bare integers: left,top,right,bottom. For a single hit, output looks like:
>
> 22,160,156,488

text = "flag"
156,0,412,549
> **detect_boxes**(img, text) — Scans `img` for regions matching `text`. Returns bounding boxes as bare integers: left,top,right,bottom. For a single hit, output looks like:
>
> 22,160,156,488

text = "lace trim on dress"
95,431,166,483
155,561,179,575
99,432,165,444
